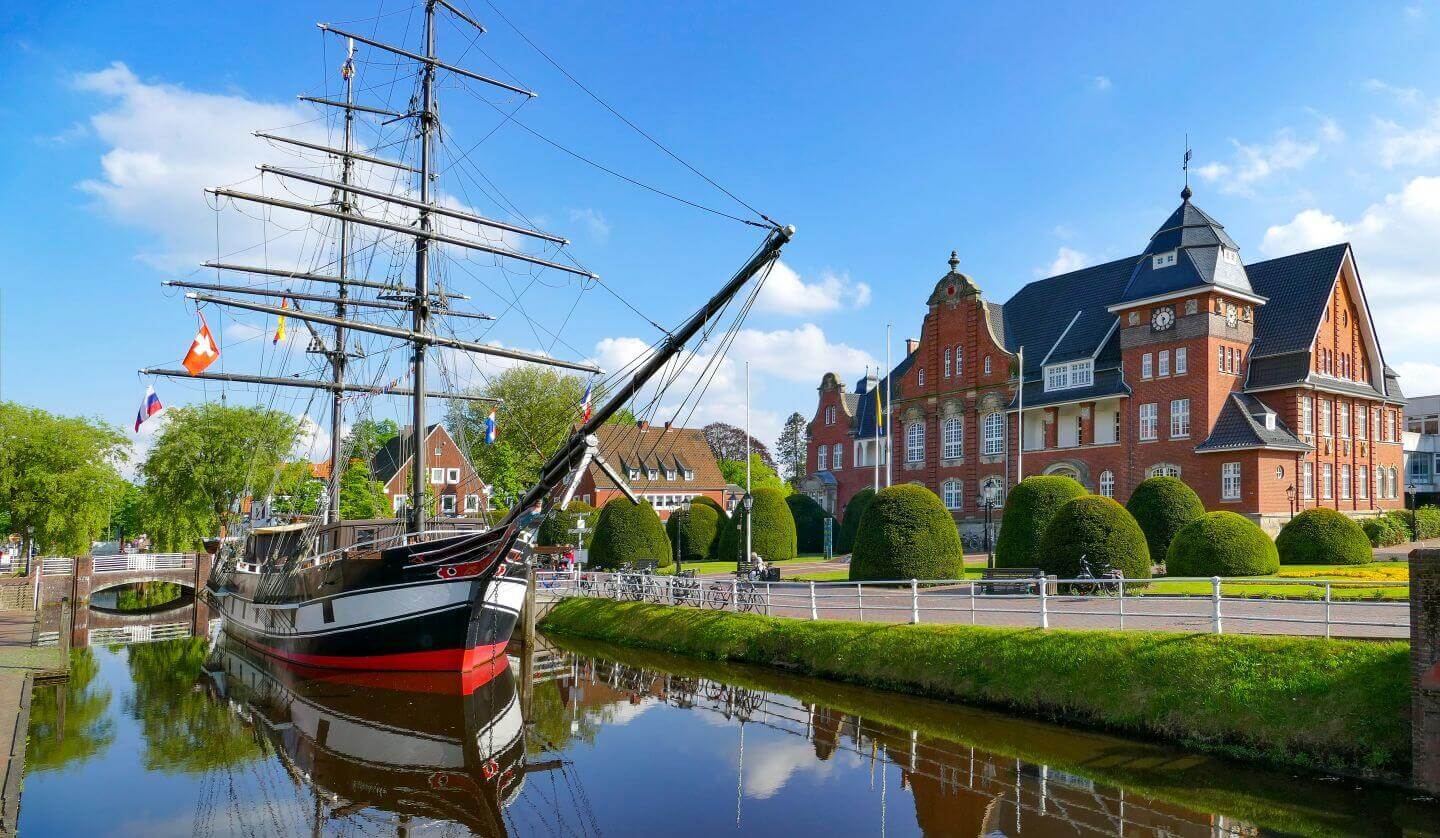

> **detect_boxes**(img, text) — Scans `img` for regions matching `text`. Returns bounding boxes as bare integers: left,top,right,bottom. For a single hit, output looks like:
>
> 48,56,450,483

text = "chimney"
663,420,673,431
905,338,920,356
637,420,649,431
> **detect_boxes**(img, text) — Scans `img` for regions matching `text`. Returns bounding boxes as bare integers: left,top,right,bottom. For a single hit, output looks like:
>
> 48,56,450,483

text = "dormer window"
683,469,694,481
1043,359,1093,392
1263,413,1276,431
1152,250,1178,269
1221,247,1240,265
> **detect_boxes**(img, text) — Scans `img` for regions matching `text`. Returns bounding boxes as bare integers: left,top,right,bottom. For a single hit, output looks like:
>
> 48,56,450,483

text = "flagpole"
1016,346,1024,485
885,324,892,488
745,362,752,565
872,366,879,493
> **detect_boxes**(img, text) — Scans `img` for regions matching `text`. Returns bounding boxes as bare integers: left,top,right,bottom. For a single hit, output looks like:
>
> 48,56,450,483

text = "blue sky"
4,0,1440,462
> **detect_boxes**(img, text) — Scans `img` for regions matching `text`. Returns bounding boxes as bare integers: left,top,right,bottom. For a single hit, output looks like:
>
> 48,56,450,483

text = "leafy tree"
786,493,833,553
538,501,597,548
588,498,671,569
1277,508,1372,566
717,454,790,496
125,638,262,773
110,481,144,540
338,458,391,519
716,487,797,563
138,403,300,550
849,484,962,581
340,417,399,468
702,422,775,469
994,475,1088,568
26,649,114,772
270,460,323,516
836,488,876,555
776,412,809,485
666,502,722,563
0,402,130,556
1167,511,1278,577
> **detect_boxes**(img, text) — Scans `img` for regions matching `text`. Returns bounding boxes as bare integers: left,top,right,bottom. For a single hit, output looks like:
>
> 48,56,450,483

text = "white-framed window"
1152,250,1177,269
1377,466,1386,499
942,479,962,510
832,443,843,470
1221,462,1241,500
1139,403,1158,440
1218,345,1226,373
1358,466,1369,500
1322,463,1333,499
817,446,828,471
1222,247,1240,265
955,348,964,377
1099,470,1115,498
666,468,677,480
1339,403,1351,439
429,467,445,485
1170,398,1190,438
983,356,992,375
440,494,457,513
1046,364,1067,391
942,416,963,459
1158,351,1170,377
1147,463,1181,478
1142,353,1153,379
944,348,952,377
906,422,925,463
1044,359,1094,392
1319,400,1331,437
1175,347,1187,374
918,368,926,387
1303,462,1314,499
1356,405,1367,440
1341,464,1352,499
683,468,694,481
982,412,1004,455
1302,397,1313,436
464,494,480,512
647,468,659,480
392,493,408,512
446,467,460,483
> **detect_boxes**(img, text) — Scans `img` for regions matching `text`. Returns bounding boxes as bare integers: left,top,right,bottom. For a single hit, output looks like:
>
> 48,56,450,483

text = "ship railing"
537,570,1409,640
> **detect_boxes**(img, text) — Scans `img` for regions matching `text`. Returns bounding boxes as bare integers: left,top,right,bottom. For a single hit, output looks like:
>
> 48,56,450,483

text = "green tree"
716,487,798,563
338,458,391,519
1037,495,1152,579
786,493,833,554
340,417,399,467
25,649,114,772
539,501,597,548
994,475,1088,568
588,498,672,570
717,454,790,496
835,488,876,555
849,484,962,581
776,412,809,486
1167,511,1279,577
270,460,323,516
138,403,300,549
125,638,263,773
0,402,130,556
1276,508,1372,566
666,502,722,564
111,481,144,540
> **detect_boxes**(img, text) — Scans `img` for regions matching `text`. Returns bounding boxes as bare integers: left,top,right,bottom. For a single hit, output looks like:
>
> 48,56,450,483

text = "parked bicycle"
1071,554,1124,596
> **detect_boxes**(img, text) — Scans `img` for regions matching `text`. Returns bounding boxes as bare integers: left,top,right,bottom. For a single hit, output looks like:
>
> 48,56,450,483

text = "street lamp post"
1286,484,1296,521
737,493,754,573
979,483,999,569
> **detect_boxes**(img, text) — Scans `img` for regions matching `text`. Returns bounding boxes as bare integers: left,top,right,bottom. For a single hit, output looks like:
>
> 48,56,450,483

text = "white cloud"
1259,176,1440,382
1037,246,1088,277
1366,79,1423,107
1088,75,1112,92
1376,107,1440,168
741,736,856,799
755,260,871,315
1395,361,1440,397
1196,126,1332,196
567,207,612,244
294,413,331,462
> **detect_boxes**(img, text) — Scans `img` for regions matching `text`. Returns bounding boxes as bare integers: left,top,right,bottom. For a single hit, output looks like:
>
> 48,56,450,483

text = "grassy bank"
541,598,1409,775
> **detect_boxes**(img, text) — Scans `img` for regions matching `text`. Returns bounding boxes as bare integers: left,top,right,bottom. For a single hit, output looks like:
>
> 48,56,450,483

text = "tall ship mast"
141,0,791,672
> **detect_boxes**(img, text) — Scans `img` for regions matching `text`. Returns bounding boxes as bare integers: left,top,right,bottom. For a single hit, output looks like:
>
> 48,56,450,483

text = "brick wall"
1412,548,1440,793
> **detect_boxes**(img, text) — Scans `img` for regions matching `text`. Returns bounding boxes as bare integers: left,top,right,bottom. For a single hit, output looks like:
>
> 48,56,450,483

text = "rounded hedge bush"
1276,508,1372,566
850,484,963,581
665,502,722,564
1037,495,1151,579
994,475,1088,568
786,493,834,554
1125,477,1206,562
587,498,672,570
715,487,797,564
537,501,596,548
1416,506,1440,540
835,488,876,555
1167,511,1279,577
1363,515,1409,548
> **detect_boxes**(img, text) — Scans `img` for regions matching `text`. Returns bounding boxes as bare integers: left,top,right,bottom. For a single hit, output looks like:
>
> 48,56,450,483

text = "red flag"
183,314,220,375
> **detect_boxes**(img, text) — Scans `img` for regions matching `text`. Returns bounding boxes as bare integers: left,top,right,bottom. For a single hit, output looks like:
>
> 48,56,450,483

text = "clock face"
1226,304,1238,327
1151,306,1175,331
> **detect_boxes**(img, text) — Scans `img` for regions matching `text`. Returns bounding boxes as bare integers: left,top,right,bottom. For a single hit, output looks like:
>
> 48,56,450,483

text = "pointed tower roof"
1112,187,1262,307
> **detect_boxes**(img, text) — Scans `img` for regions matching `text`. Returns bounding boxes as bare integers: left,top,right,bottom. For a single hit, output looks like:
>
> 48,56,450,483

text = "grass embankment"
541,598,1409,775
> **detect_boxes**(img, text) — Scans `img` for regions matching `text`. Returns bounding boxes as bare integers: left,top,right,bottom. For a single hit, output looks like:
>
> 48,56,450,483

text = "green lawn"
676,557,816,576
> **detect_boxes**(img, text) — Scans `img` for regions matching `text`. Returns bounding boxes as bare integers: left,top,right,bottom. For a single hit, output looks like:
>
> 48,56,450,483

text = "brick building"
571,421,730,520
372,424,488,517
801,187,1406,536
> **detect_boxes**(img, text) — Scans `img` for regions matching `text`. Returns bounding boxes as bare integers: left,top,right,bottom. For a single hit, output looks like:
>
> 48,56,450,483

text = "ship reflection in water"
19,626,1440,836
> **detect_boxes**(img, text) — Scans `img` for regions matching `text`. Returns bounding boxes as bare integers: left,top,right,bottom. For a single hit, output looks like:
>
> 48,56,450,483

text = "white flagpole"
1016,346,1024,484
745,361,752,564
872,366,880,493
885,324,893,488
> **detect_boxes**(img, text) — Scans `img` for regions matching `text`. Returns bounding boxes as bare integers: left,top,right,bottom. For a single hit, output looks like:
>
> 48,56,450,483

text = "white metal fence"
536,570,1409,639
39,557,74,576
91,553,194,573
89,622,192,646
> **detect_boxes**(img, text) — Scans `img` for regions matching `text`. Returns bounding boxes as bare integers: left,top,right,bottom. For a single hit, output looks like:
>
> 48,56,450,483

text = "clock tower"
1107,187,1268,487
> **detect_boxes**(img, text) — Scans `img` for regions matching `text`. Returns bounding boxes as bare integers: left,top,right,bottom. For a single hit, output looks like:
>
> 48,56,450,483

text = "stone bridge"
34,552,212,609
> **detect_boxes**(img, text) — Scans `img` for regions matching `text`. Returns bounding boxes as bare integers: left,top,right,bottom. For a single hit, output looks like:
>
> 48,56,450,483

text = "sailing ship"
140,0,790,671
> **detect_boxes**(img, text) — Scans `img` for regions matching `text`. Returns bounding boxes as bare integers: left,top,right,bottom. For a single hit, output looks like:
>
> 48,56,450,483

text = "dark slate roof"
371,423,442,485
841,392,860,415
1246,243,1349,357
1245,351,1312,390
1007,367,1129,411
1116,195,1255,305
983,300,1008,348
852,352,917,439
1310,374,1388,400
1196,393,1312,453
1000,255,1138,375
1385,366,1406,401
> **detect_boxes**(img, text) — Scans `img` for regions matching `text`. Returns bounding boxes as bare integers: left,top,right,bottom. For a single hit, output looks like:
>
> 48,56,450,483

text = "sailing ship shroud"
149,0,791,672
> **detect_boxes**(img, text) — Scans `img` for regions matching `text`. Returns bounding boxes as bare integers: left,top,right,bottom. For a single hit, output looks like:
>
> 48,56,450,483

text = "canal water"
19,625,1440,836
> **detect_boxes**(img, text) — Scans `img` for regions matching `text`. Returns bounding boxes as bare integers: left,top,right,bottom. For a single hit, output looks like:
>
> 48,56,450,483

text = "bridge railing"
89,622,192,646
91,553,195,574
536,569,1409,640
39,557,75,576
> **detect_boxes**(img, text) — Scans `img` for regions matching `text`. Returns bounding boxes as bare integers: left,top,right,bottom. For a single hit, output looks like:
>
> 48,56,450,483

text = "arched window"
905,422,925,464
955,347,964,377
942,416,963,459
983,355,992,375
981,412,1004,455
1147,463,1181,478
918,367,926,387
942,479,962,510
1099,470,1115,497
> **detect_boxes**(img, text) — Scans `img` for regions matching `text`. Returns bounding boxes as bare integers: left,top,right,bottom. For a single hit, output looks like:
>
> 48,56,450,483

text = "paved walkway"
1375,537,1440,561
0,609,66,835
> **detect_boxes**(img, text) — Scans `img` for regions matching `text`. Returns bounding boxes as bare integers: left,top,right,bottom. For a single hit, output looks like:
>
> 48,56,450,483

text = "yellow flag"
875,380,883,430
273,298,288,345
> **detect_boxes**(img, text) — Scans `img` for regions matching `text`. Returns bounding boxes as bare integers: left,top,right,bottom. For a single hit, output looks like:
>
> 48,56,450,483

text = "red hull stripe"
251,639,510,673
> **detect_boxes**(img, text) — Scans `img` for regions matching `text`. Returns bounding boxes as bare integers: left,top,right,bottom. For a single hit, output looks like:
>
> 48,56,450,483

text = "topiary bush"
538,501,596,548
1167,511,1279,576
849,484,962,581
1363,514,1410,548
994,475,1088,568
715,487,797,564
1416,506,1440,540
665,502,722,565
1125,476,1206,562
835,488,876,555
786,493,834,554
587,498,672,570
1037,495,1151,579
1276,508,1372,566
1388,509,1418,542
